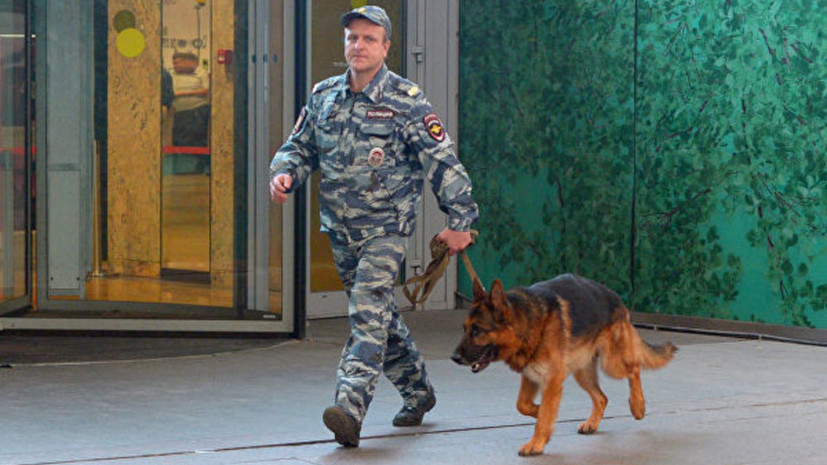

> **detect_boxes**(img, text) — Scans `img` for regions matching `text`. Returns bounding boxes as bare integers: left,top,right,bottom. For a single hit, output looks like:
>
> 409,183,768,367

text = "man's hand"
437,228,473,256
270,173,293,204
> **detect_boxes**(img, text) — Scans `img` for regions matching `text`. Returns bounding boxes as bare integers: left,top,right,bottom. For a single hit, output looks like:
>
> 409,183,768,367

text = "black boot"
392,388,436,427
323,405,361,447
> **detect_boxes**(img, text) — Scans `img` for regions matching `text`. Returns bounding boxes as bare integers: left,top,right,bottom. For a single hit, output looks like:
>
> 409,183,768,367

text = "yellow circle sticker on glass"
116,28,146,58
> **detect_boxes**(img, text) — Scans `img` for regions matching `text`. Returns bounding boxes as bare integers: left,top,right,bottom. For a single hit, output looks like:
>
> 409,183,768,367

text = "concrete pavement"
2,310,826,464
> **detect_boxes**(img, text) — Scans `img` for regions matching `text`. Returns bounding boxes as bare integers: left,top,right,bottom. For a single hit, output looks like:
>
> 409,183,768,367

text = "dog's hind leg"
614,321,645,420
573,359,608,434
600,318,649,420
627,364,646,420
516,375,540,418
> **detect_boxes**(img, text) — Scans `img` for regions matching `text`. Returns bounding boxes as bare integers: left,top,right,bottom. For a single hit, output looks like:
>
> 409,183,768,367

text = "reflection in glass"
170,50,210,149
81,0,228,308
0,1,29,304
162,0,211,277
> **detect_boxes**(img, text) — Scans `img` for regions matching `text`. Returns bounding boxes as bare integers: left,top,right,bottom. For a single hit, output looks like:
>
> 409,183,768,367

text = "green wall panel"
459,0,635,297
634,0,827,327
458,0,827,328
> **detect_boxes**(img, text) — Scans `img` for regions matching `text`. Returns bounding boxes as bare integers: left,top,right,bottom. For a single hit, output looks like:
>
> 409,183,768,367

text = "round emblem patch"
424,113,446,142
292,107,307,135
368,147,385,167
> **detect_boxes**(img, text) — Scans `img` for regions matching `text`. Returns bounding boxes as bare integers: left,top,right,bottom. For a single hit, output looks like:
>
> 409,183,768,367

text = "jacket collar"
341,64,388,103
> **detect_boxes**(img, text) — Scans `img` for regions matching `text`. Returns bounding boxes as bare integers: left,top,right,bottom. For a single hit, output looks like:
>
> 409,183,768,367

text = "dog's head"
451,278,515,373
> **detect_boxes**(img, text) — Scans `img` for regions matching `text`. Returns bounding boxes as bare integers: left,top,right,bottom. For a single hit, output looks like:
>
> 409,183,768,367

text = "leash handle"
402,230,480,306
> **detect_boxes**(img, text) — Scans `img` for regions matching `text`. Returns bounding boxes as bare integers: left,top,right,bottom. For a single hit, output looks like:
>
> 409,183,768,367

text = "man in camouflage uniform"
270,5,478,448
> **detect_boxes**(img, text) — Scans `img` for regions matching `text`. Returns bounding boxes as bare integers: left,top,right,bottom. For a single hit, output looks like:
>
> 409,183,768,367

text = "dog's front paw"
518,440,545,457
577,421,598,435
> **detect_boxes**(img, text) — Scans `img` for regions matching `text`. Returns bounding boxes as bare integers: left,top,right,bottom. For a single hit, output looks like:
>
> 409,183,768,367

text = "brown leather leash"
403,230,480,306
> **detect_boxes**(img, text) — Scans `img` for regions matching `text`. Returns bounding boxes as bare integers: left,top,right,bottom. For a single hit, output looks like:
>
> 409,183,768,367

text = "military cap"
341,5,392,40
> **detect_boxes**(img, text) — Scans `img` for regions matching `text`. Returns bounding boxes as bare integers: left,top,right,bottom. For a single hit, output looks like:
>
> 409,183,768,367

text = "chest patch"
366,108,395,120
424,113,445,142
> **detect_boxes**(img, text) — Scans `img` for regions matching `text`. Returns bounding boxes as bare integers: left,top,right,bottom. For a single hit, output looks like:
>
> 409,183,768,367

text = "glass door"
75,0,235,310
36,0,268,323
0,0,33,315
1,0,294,332
160,0,212,282
305,0,405,318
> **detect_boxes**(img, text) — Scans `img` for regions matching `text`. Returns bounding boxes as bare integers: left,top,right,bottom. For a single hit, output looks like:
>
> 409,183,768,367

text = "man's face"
344,18,390,77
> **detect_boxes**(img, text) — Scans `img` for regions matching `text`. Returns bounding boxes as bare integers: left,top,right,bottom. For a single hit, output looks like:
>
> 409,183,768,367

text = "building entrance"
1,1,294,333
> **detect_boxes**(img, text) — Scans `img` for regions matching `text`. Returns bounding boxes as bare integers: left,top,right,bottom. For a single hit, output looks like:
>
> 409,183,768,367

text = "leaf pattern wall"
458,0,827,328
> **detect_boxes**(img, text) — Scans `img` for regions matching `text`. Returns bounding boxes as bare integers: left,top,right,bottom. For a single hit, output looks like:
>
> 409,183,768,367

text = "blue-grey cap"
341,5,392,40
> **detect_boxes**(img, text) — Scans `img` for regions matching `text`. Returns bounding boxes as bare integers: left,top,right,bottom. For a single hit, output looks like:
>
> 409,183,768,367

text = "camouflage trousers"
329,233,433,423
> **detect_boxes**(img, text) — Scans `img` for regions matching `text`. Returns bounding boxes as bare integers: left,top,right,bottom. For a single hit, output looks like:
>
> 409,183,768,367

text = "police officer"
270,5,478,448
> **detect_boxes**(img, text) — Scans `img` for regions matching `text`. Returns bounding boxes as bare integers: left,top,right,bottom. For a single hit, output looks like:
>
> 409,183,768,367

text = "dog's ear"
472,277,487,302
491,279,514,323
490,279,508,309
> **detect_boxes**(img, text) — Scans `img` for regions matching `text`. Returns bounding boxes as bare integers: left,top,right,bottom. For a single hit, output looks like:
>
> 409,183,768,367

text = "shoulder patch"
423,113,445,142
407,86,420,97
291,107,307,135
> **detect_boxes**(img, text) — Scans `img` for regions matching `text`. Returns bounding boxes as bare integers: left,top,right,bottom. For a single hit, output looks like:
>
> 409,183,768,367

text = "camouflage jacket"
270,64,478,241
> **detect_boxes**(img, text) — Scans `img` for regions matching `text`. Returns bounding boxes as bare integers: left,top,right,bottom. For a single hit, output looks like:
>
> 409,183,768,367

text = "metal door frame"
246,0,297,334
0,0,34,318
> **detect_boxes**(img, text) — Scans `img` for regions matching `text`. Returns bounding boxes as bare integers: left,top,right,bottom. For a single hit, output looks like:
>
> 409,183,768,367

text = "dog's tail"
609,306,677,369
601,307,676,378
637,339,677,370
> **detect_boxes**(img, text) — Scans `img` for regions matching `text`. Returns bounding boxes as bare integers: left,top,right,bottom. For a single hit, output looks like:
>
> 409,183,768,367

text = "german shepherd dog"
452,273,676,456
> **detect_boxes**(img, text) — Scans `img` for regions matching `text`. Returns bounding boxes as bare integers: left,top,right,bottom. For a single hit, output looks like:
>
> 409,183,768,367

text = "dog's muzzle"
452,344,498,374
